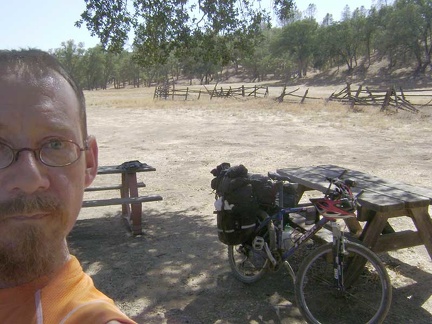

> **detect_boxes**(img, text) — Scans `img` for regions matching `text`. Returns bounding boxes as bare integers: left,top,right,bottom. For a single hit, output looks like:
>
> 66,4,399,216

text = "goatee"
0,194,68,286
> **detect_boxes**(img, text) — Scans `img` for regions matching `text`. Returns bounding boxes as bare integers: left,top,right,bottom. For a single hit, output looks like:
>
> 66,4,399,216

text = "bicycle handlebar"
325,173,356,188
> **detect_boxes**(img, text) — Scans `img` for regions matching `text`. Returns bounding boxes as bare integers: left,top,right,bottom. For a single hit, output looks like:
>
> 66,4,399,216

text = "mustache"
0,195,62,216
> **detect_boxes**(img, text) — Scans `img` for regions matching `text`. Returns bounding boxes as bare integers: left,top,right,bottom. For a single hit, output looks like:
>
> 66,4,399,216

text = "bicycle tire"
227,244,269,283
295,242,392,324
227,216,275,284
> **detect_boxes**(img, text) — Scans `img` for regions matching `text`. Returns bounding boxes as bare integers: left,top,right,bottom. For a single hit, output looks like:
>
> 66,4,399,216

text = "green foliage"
76,0,289,67
373,0,432,73
55,0,432,88
271,19,318,77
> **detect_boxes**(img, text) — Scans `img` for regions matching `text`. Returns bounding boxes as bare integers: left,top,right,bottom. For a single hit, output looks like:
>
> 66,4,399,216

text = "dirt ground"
69,86,432,324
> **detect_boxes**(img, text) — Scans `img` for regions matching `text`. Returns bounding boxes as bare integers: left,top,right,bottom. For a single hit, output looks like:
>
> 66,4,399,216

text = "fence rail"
327,83,422,113
275,83,432,113
154,84,268,100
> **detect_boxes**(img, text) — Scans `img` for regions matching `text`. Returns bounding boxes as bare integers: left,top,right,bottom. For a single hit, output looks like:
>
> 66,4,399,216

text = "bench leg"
359,212,390,249
130,202,143,235
345,212,389,285
127,172,142,235
121,173,130,215
344,217,363,237
409,207,432,260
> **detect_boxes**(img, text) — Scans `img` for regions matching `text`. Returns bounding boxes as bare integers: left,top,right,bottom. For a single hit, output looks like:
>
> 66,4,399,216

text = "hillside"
218,56,432,91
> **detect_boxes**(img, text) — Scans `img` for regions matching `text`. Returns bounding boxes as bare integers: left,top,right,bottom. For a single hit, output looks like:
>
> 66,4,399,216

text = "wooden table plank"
277,167,405,212
277,165,430,211
97,164,156,174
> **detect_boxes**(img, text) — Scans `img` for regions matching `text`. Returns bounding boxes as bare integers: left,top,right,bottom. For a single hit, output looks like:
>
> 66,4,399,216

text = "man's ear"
84,135,98,188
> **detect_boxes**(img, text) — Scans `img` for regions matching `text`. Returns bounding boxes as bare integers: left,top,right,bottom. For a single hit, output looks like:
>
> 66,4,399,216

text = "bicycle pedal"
252,236,265,250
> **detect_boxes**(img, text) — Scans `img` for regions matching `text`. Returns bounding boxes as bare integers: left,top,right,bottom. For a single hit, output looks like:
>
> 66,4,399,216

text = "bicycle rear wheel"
227,243,269,283
295,242,392,324
227,212,275,284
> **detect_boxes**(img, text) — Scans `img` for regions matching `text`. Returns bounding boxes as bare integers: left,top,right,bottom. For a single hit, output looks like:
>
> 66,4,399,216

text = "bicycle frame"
255,207,334,260
224,169,392,323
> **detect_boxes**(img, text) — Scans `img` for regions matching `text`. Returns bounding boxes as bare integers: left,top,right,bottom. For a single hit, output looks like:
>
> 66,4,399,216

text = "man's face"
0,70,98,281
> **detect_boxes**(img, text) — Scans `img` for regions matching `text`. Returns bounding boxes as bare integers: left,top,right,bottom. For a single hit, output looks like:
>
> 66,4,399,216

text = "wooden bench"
82,195,162,208
84,182,146,192
82,163,163,235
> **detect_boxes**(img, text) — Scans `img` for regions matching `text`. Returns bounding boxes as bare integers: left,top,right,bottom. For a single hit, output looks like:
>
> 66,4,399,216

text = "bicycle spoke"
228,244,268,283
295,242,392,324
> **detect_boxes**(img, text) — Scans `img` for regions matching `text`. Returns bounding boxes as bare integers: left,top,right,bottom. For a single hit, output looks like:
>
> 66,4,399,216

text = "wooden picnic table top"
97,163,156,175
276,164,432,213
277,165,432,259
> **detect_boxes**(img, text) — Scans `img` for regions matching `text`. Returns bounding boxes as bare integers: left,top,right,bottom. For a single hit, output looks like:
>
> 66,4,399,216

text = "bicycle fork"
331,221,349,292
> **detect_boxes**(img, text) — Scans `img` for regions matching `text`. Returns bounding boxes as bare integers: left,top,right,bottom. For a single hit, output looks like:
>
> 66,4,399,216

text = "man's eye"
46,140,64,150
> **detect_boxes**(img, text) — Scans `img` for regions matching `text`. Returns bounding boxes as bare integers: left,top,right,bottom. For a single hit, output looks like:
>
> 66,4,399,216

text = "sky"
1,0,381,52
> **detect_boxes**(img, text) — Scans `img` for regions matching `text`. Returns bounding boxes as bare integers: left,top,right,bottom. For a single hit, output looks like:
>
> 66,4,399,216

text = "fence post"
346,82,352,101
393,86,398,111
381,88,392,111
400,87,406,100
350,85,362,108
242,85,245,97
300,89,309,104
276,86,286,103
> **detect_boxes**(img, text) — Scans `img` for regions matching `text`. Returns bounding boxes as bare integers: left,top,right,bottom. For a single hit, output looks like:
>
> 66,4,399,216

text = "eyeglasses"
0,139,88,169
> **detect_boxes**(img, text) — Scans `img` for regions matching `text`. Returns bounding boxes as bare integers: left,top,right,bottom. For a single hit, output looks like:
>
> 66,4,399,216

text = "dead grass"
85,86,432,130
77,84,432,323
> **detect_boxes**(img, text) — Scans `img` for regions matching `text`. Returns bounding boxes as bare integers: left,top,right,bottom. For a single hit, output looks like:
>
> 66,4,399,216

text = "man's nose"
3,150,50,194
13,148,39,162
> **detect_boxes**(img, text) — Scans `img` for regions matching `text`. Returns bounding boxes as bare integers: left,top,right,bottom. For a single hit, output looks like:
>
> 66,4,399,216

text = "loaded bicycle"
211,163,392,324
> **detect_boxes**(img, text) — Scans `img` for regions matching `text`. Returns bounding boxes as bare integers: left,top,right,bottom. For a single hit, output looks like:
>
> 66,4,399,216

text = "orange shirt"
0,256,137,324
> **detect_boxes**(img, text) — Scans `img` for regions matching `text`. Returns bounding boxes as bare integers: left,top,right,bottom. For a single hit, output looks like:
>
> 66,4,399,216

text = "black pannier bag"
211,163,258,245
216,182,258,245
216,210,256,245
249,173,277,211
282,183,299,208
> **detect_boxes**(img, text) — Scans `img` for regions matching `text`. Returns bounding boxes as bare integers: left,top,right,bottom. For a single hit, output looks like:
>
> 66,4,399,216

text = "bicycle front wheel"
295,242,392,324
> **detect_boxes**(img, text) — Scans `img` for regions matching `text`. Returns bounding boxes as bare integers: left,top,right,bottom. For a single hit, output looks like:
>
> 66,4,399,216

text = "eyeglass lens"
0,140,83,168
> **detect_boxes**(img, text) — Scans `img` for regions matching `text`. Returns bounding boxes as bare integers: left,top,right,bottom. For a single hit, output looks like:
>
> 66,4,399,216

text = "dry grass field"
69,84,432,323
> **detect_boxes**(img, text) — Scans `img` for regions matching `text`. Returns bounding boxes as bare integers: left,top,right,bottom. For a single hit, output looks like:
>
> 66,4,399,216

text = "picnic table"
276,164,432,259
83,162,163,235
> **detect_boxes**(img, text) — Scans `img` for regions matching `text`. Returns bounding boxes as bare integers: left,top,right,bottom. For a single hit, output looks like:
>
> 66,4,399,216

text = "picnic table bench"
276,165,432,259
83,162,163,235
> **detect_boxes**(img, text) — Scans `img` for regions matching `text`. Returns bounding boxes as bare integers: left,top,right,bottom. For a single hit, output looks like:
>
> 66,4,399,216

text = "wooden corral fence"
154,84,269,100
276,83,432,114
153,84,204,100
328,83,421,113
209,85,268,99
275,86,322,103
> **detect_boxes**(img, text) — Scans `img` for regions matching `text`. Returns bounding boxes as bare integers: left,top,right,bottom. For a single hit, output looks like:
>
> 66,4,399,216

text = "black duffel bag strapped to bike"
211,163,276,245
249,173,277,211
